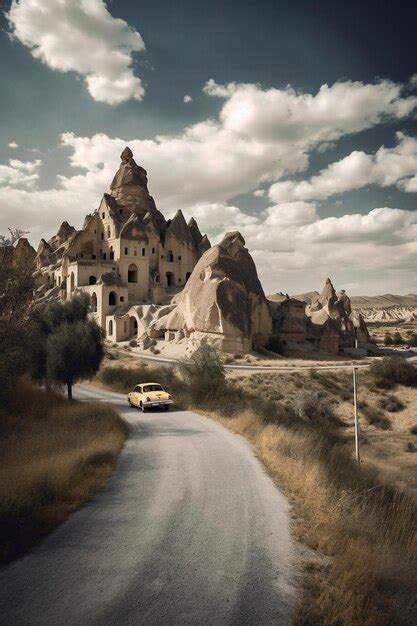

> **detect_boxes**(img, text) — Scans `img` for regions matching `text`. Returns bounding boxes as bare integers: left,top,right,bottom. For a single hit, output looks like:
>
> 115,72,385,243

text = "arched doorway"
129,316,138,337
128,264,138,283
89,275,96,285
91,292,97,312
167,250,174,262
166,272,174,287
109,291,117,306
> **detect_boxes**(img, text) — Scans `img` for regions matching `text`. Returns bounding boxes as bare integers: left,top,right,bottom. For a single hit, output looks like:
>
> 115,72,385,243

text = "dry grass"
0,379,127,563
215,411,416,625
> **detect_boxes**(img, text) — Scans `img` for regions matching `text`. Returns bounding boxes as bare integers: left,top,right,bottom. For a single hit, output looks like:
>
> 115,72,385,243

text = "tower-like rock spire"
109,147,165,225
110,147,149,197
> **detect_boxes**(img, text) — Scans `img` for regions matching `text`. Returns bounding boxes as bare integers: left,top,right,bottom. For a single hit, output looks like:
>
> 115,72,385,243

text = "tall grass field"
0,380,127,563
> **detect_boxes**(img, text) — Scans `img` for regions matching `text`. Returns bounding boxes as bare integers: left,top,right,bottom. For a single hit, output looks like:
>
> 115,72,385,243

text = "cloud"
183,95,192,103
1,76,417,293
178,200,417,293
269,133,417,202
8,141,19,149
7,0,146,105
55,78,417,212
204,79,417,144
0,158,41,188
239,203,417,293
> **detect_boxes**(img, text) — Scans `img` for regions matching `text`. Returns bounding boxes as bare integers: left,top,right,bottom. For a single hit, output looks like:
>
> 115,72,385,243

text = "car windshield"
142,384,163,393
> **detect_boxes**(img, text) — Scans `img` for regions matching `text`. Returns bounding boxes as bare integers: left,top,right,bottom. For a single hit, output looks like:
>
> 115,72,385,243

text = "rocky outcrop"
110,147,165,225
269,278,372,354
166,210,195,248
150,231,272,353
306,278,372,351
14,237,36,263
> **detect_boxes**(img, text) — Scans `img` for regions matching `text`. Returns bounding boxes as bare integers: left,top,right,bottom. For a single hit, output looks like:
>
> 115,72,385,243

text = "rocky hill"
269,292,417,323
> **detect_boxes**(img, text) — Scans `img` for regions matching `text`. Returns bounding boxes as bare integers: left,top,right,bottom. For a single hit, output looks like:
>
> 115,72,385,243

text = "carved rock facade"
34,148,211,342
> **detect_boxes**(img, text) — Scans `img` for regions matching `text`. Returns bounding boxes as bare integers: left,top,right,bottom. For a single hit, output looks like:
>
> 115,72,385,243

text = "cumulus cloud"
240,204,417,293
55,78,417,211
204,79,417,144
7,0,146,104
0,158,41,188
269,133,417,202
1,76,417,293
183,95,192,103
8,141,19,148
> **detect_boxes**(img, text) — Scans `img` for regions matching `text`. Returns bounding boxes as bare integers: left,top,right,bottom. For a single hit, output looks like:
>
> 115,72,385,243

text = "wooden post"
352,366,360,464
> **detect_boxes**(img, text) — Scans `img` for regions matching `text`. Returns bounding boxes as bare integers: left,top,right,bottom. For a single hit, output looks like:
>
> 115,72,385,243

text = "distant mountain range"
268,292,417,323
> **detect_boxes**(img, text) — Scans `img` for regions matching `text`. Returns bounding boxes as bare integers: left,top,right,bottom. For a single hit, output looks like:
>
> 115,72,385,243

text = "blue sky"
0,0,416,294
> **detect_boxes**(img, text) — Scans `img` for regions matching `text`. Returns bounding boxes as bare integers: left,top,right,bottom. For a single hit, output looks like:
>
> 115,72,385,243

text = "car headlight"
168,395,171,399
146,396,151,402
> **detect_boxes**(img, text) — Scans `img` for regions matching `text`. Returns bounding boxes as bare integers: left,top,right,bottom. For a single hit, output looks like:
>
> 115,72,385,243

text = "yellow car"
127,382,173,412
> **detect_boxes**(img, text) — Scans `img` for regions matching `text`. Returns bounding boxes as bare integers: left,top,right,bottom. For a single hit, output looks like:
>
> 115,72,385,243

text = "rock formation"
14,237,36,263
31,145,373,357
269,278,371,354
146,231,273,353
109,147,165,225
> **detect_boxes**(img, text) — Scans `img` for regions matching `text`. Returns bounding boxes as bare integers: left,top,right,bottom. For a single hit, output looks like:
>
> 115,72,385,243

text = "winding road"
0,384,297,625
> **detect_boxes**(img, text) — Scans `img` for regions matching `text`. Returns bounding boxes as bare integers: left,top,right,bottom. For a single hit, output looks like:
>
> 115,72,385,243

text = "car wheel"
164,404,170,410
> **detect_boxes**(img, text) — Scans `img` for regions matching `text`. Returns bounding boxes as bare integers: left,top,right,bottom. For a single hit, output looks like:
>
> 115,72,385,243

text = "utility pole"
352,366,360,464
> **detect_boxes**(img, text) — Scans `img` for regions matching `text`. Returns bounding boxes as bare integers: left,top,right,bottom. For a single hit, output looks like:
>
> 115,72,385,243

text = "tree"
0,229,34,393
179,341,226,401
393,332,403,345
46,319,104,400
384,333,393,346
409,334,417,348
30,293,103,399
30,292,93,385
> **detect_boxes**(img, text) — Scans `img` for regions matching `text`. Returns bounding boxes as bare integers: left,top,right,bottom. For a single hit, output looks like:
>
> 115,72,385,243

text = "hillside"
348,294,417,323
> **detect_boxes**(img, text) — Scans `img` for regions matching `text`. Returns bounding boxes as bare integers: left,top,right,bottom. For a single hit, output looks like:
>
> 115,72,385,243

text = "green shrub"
393,332,403,345
361,404,391,430
384,333,393,346
377,394,405,413
292,390,342,427
178,342,227,402
370,357,417,389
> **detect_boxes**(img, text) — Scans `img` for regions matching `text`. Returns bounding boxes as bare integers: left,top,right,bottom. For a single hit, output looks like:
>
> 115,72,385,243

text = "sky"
0,0,416,295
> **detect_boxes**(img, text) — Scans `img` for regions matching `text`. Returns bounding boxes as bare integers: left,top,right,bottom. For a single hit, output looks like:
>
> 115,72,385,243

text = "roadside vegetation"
0,232,127,564
0,380,127,564
30,292,104,399
99,348,417,625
